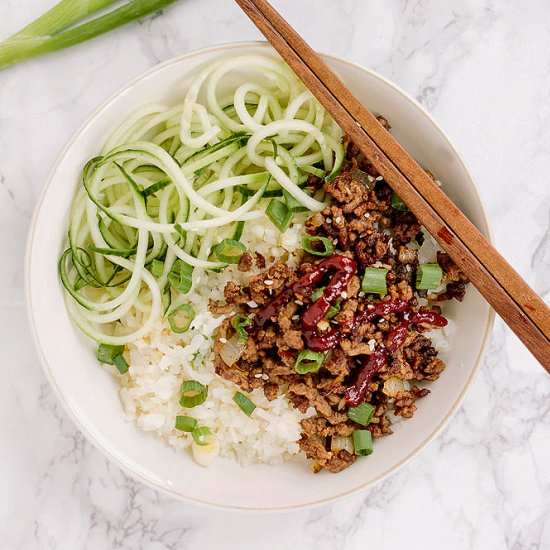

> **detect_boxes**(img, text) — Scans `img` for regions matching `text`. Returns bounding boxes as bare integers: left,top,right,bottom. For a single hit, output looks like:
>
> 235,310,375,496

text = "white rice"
115,216,315,466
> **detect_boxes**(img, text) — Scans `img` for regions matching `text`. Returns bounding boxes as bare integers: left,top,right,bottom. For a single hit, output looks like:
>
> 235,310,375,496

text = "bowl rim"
25,40,495,512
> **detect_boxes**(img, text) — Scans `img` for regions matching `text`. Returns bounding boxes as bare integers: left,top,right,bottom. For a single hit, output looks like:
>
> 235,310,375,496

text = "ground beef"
211,128,468,474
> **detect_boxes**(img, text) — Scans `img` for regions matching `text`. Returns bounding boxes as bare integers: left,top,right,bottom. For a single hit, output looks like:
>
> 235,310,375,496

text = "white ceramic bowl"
26,42,493,511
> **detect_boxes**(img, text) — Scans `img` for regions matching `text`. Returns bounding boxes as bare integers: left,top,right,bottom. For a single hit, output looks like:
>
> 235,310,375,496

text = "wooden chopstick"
236,0,550,371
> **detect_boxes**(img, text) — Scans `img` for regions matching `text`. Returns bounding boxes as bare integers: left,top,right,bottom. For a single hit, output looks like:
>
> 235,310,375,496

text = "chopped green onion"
301,235,334,257
168,260,193,294
0,0,181,71
295,349,325,374
416,263,443,290
348,402,376,426
113,354,129,375
213,239,246,264
97,343,125,364
353,429,374,456
361,267,388,295
233,391,256,416
150,258,164,278
326,301,341,319
179,380,208,408
232,315,252,343
310,286,325,302
283,188,308,212
175,415,197,432
191,426,213,446
266,199,293,232
167,304,195,334
391,192,409,211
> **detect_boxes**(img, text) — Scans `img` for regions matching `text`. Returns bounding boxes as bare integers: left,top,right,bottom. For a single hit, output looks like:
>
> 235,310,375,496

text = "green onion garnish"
233,391,256,416
232,315,252,343
191,426,213,446
168,260,193,294
213,239,246,264
179,380,208,408
391,192,409,212
266,199,293,232
175,415,197,432
326,301,341,319
283,188,308,212
167,304,195,334
416,263,443,290
97,343,125,365
150,258,164,278
301,235,334,257
353,429,374,456
361,267,388,295
295,349,325,374
310,286,325,302
348,402,375,426
113,354,129,375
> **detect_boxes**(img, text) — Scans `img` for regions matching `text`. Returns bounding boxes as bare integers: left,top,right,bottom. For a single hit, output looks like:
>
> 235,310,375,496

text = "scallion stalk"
266,199,293,232
353,429,373,456
233,391,256,416
301,235,334,257
167,304,195,334
175,415,197,433
232,315,252,343
213,239,246,264
294,349,325,374
0,0,181,71
348,402,375,426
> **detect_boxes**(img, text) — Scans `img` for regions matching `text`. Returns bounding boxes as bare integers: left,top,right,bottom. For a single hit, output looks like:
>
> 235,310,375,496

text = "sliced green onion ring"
233,391,256,416
302,235,334,257
179,380,208,408
232,315,252,343
191,426,213,446
353,429,374,456
266,199,293,232
348,402,375,426
416,263,443,290
168,260,193,294
167,304,195,334
295,349,325,374
213,239,246,264
97,343,125,364
362,267,388,295
175,415,197,432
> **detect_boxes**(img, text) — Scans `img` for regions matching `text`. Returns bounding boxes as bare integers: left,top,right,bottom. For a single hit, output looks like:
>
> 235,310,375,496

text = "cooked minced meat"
211,134,468,473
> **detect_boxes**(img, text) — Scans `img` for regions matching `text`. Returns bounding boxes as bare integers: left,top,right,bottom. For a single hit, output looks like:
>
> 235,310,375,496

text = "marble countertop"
1,1,549,548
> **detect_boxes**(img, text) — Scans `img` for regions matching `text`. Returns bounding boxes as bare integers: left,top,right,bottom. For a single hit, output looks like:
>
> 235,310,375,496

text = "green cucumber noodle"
60,53,344,345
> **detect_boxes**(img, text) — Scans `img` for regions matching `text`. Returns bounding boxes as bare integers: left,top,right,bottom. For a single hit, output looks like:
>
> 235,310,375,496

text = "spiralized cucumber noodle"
60,53,344,345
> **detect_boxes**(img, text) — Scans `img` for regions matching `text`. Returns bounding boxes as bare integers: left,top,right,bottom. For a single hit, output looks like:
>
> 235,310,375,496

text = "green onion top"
232,315,252,343
362,267,388,296
191,426,213,446
416,263,443,290
348,402,375,426
168,259,194,294
151,258,164,278
97,343,125,365
266,199,293,232
391,192,409,212
175,415,197,432
179,380,208,408
283,188,308,213
167,304,195,334
233,391,256,416
353,429,373,456
213,239,246,264
301,235,334,257
310,286,325,302
295,349,325,374
326,301,341,319
113,354,129,375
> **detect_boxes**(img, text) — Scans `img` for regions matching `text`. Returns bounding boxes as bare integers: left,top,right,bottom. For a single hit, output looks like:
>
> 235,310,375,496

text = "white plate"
26,42,493,511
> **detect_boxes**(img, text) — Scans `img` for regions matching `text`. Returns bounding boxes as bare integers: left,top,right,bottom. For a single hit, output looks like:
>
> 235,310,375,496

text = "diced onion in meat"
219,334,246,366
330,436,354,454
382,377,410,398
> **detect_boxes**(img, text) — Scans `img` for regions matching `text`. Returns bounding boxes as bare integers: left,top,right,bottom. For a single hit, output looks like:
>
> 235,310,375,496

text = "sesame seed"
292,315,300,321
295,300,304,306
247,300,258,308
219,337,228,344
333,238,338,245
264,279,273,286
358,291,365,297
326,218,332,223
334,217,342,223
364,213,370,218
254,373,263,378
341,291,348,299
261,373,269,380
367,175,375,183
376,176,383,181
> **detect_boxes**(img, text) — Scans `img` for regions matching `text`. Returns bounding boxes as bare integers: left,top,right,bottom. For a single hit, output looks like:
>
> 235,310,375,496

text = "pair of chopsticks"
236,0,550,371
